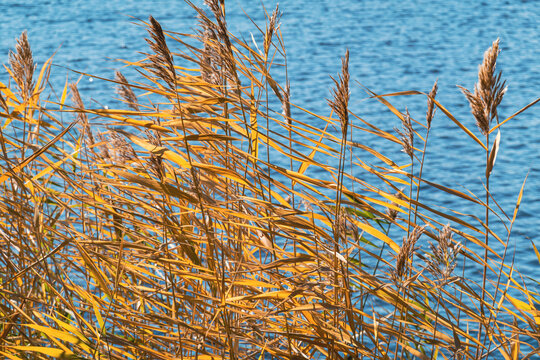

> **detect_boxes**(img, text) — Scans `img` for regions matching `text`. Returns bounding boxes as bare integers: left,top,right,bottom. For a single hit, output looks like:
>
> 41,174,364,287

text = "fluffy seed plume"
282,84,291,125
425,225,462,283
115,71,139,111
69,83,94,146
426,80,438,128
145,128,164,180
197,3,237,86
9,31,36,100
393,225,425,284
458,39,507,135
204,0,221,16
386,190,405,221
199,20,221,85
203,0,230,51
146,16,176,89
328,50,350,137
109,132,137,164
395,109,414,159
264,5,281,56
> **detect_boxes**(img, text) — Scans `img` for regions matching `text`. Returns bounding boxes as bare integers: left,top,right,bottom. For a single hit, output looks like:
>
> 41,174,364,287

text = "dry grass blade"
486,130,501,178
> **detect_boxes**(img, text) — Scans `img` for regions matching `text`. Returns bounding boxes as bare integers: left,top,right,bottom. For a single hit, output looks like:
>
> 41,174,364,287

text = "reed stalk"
459,39,506,355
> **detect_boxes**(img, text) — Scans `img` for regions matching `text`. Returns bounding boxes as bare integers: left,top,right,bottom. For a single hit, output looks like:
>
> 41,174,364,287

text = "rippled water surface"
1,0,539,277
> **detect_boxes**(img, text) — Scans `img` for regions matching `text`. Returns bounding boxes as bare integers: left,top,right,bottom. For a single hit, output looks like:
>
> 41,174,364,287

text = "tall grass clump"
1,2,540,359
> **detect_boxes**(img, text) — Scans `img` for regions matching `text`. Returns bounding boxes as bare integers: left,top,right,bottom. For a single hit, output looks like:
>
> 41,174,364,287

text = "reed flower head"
115,71,139,111
264,5,281,56
9,31,36,100
395,109,414,159
146,16,176,89
425,224,462,283
386,190,405,221
197,4,237,86
393,225,425,284
70,83,95,146
458,39,507,135
199,20,221,85
282,84,291,125
203,0,221,16
426,80,438,129
109,132,136,164
328,49,350,138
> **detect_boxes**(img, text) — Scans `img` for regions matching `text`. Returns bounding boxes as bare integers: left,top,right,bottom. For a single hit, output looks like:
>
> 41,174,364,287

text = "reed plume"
328,49,350,137
9,31,35,101
264,5,281,56
413,81,438,225
69,83,95,146
282,84,291,122
199,20,221,85
426,80,438,129
458,39,507,356
115,71,139,111
201,0,237,85
425,224,462,283
458,39,507,134
109,131,137,164
386,191,405,222
395,109,414,159
393,225,424,285
145,16,176,89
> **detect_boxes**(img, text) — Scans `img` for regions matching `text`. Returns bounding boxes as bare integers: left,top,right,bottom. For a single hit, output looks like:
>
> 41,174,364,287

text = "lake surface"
1,1,539,280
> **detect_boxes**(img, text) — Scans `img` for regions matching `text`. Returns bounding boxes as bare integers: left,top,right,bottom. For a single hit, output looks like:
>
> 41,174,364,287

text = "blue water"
1,0,538,293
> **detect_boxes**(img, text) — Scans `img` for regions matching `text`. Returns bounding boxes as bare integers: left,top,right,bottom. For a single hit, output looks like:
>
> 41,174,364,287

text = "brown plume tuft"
9,31,36,100
459,39,507,135
115,71,139,111
395,109,414,159
146,16,176,89
328,50,350,137
426,80,438,128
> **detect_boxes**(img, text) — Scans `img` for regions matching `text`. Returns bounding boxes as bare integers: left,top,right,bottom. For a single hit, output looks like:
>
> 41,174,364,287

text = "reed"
0,2,539,360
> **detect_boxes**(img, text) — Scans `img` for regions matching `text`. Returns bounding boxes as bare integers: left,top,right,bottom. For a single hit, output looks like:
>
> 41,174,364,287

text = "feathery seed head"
9,31,36,100
395,109,414,159
328,50,350,138
109,132,136,164
115,71,139,111
425,224,462,282
426,80,438,128
282,84,291,125
393,225,425,284
264,5,281,56
70,83,95,146
386,190,405,221
146,16,176,89
459,39,507,135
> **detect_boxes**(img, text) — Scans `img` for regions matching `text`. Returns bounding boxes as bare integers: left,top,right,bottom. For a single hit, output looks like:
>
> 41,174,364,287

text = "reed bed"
1,1,539,359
